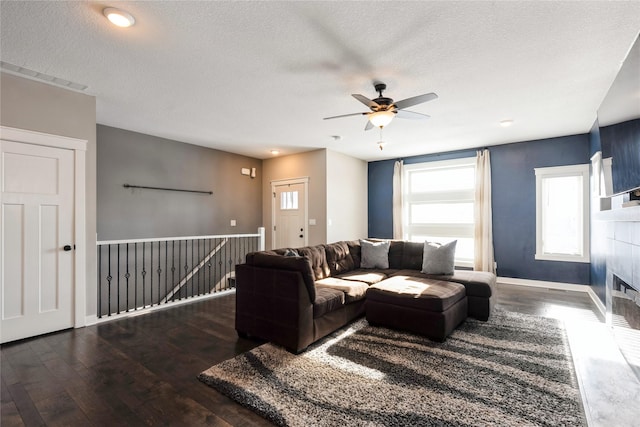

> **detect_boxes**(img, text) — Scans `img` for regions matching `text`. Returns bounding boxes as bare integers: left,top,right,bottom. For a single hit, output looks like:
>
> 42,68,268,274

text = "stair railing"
96,227,265,319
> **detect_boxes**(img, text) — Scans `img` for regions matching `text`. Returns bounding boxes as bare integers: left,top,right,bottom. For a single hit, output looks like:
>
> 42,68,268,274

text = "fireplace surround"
612,274,640,330
596,205,640,379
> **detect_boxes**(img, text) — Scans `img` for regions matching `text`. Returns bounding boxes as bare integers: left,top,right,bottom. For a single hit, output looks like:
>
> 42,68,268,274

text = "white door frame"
271,177,309,249
0,126,87,328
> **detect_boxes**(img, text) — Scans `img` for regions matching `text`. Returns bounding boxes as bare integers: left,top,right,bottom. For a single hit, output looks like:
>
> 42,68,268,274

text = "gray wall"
97,125,262,240
0,72,98,319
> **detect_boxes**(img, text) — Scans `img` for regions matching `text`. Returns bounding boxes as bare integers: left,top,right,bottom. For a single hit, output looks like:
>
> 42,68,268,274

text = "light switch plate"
230,219,237,226
309,219,316,225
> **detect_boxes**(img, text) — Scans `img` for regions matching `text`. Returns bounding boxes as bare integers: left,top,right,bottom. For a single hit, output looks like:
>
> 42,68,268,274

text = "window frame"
534,164,590,263
403,157,476,267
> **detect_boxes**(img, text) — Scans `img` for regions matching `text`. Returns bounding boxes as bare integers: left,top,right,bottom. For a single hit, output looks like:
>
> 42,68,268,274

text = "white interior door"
1,140,75,343
273,182,307,249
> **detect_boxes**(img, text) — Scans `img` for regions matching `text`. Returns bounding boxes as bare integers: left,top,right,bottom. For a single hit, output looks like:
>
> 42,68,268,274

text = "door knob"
63,245,73,251
299,234,303,238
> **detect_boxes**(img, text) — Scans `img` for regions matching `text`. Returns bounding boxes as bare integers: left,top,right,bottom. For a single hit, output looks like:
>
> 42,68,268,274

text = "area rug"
198,308,585,426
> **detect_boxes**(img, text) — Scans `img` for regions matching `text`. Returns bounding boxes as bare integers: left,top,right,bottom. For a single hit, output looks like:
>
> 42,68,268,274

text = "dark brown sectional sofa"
235,240,496,353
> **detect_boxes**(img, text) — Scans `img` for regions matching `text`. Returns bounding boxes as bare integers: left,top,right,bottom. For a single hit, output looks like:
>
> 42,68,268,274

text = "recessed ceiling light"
500,119,514,127
103,7,136,28
270,150,280,155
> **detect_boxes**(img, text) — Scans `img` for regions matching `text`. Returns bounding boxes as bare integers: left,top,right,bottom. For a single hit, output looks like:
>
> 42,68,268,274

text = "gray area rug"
198,308,585,426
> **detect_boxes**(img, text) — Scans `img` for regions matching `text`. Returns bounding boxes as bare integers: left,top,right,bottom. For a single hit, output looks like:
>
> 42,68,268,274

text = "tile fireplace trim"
594,205,640,222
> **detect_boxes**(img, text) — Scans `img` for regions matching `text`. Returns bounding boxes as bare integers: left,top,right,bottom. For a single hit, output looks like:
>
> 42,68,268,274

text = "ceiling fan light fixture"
369,110,394,128
103,7,136,27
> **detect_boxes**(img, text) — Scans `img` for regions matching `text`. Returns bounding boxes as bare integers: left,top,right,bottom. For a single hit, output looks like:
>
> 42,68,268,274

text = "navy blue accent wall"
368,134,591,284
589,121,607,304
491,134,590,284
368,160,394,238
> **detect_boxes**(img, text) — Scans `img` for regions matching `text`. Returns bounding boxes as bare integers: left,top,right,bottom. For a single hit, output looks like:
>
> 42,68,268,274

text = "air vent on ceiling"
0,61,88,91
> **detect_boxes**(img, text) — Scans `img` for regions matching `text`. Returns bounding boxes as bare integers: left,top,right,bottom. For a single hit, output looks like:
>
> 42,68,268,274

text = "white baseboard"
84,314,98,327
497,276,589,292
497,276,606,318
586,287,607,318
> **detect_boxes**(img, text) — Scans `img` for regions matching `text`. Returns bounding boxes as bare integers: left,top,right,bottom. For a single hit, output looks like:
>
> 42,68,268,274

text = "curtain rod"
123,184,212,195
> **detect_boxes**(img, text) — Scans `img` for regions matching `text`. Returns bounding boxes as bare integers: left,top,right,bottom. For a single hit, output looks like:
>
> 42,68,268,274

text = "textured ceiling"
1,1,639,161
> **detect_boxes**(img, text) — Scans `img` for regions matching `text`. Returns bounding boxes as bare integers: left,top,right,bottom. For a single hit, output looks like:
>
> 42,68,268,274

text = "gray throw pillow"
421,240,457,275
283,248,299,257
360,240,390,269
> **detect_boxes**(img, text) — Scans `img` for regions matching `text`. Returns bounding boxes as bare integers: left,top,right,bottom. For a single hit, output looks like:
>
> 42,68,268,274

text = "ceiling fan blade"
364,120,374,131
393,92,438,110
395,110,431,120
323,112,368,120
352,94,380,109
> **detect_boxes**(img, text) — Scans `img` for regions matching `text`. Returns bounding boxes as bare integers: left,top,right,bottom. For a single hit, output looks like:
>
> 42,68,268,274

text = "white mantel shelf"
594,205,640,222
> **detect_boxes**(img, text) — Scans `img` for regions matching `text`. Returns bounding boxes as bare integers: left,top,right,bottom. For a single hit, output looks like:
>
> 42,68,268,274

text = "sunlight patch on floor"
304,322,387,380
565,319,640,426
543,303,602,323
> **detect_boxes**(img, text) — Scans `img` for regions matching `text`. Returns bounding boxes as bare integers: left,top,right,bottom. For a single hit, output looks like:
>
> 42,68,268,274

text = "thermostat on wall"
241,168,250,176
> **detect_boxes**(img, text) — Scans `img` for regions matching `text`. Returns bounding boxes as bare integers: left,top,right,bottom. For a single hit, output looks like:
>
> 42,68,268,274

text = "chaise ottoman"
365,275,468,342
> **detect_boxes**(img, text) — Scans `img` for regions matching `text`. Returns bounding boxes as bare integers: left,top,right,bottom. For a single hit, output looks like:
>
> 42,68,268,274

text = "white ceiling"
1,1,639,161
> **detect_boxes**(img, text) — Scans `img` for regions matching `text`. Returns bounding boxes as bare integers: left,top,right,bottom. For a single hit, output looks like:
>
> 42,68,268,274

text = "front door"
273,182,307,249
0,140,75,343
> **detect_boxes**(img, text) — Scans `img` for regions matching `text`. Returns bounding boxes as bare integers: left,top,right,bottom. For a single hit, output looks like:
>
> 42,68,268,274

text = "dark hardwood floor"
1,284,602,426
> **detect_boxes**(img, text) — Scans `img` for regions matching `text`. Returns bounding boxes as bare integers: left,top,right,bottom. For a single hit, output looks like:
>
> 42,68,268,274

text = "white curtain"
392,160,404,240
474,149,495,273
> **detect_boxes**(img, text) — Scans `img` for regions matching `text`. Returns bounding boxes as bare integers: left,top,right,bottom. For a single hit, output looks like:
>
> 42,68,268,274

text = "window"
403,157,476,267
280,191,299,210
535,164,590,263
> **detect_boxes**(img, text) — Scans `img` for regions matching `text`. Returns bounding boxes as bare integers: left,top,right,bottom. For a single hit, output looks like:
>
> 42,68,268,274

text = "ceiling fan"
323,82,438,131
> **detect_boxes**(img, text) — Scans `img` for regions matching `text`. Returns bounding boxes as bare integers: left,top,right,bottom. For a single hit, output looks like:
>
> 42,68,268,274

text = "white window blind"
403,157,476,267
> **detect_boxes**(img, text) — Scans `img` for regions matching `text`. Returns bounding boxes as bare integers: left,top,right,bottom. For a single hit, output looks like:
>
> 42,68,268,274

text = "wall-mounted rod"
123,184,212,195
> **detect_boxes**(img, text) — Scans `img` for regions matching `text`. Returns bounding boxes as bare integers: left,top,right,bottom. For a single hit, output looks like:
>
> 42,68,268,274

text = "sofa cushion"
337,269,389,285
425,270,496,298
246,252,316,302
245,250,277,263
315,277,368,303
421,240,457,275
391,269,495,299
401,241,424,270
324,241,355,276
388,240,405,269
346,240,361,268
389,269,428,278
298,246,331,280
367,275,466,312
313,287,345,318
360,240,390,269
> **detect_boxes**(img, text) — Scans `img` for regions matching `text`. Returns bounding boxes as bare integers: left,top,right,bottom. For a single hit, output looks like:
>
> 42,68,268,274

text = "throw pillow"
283,248,299,257
360,239,390,269
421,240,457,275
